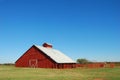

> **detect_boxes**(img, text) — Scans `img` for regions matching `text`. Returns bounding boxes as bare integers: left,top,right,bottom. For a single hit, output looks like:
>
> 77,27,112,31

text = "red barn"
15,43,76,69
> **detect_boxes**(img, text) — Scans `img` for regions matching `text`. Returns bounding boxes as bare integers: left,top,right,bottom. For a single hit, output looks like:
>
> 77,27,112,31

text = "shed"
15,43,76,68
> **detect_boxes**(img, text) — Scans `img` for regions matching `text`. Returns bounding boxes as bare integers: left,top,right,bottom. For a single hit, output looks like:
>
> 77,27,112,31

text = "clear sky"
0,0,120,63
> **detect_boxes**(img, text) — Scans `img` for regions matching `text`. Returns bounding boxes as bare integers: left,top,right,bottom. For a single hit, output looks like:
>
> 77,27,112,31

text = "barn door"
29,59,38,68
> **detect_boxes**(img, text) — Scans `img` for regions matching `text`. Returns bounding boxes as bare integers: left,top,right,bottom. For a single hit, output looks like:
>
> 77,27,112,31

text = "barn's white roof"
35,45,76,63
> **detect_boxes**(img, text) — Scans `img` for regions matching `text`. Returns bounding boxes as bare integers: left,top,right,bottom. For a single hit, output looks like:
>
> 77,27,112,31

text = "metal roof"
35,45,76,63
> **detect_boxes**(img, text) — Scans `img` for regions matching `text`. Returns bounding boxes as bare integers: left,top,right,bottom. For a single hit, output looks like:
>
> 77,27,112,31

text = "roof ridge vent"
42,43,53,48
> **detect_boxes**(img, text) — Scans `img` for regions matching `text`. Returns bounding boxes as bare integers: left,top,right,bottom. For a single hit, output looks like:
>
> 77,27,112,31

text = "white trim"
29,59,38,68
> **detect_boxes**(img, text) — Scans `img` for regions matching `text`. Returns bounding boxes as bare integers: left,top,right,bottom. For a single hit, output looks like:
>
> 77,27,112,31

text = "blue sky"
0,0,120,63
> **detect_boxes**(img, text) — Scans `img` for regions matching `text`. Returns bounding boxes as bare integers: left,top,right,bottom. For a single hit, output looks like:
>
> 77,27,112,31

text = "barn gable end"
15,43,76,68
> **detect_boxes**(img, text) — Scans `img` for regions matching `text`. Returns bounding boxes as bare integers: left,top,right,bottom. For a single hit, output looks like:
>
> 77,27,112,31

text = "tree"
77,58,89,64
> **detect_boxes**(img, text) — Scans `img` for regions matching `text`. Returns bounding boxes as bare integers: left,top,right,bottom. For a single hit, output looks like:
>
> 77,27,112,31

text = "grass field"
0,65,120,80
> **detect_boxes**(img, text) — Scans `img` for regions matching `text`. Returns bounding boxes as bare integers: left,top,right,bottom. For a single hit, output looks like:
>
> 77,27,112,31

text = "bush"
77,58,89,64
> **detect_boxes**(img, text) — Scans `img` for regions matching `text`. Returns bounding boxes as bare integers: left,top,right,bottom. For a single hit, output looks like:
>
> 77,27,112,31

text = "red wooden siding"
15,46,55,68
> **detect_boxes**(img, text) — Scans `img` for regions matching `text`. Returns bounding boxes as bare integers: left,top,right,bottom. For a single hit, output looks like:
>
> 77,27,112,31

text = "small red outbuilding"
15,43,76,69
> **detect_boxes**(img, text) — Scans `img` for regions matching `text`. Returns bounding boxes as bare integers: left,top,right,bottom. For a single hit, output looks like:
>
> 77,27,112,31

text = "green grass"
0,65,120,80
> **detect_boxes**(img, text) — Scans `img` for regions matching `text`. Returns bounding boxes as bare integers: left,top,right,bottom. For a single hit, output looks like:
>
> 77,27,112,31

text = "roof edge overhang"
34,45,76,64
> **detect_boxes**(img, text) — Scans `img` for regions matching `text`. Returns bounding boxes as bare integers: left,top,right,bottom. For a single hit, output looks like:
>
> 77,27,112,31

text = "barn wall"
15,46,56,68
64,63,76,68
56,63,76,69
